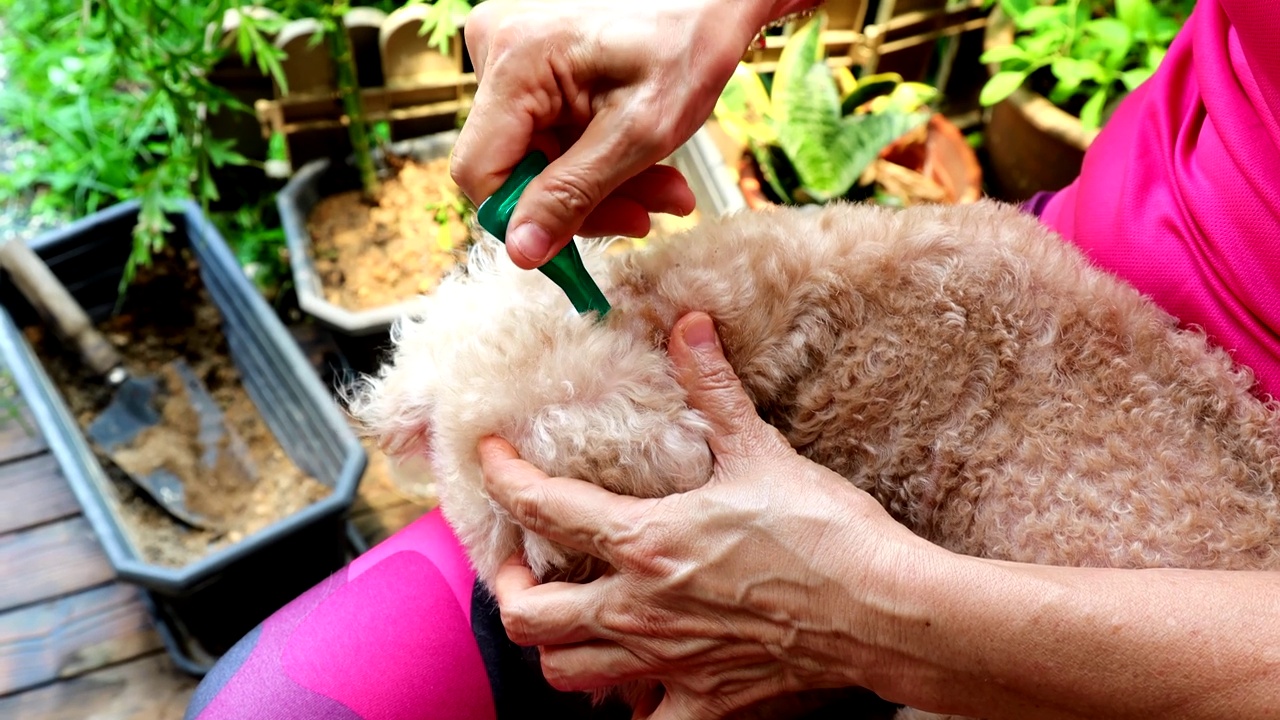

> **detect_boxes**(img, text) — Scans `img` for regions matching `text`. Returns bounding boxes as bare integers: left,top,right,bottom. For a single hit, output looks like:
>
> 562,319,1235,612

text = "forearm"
858,545,1280,718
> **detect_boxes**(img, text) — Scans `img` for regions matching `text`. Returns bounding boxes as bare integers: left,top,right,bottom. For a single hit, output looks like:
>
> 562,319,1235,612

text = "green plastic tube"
475,152,612,319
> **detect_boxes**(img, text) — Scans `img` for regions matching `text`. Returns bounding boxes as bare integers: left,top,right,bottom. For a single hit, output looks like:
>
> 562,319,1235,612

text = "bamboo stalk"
326,2,380,200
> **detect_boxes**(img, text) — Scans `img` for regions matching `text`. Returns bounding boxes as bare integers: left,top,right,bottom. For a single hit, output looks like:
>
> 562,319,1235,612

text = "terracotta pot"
736,112,983,208
981,9,1100,202
878,113,983,205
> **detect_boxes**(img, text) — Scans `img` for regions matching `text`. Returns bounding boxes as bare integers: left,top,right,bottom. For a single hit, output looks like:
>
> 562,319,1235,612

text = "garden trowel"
0,240,256,529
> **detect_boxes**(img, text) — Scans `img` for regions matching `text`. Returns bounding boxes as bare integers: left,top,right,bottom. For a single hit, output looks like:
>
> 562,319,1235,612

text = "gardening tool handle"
0,240,124,378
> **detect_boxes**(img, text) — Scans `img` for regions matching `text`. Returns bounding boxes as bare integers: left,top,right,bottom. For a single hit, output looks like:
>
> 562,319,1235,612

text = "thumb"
668,312,792,462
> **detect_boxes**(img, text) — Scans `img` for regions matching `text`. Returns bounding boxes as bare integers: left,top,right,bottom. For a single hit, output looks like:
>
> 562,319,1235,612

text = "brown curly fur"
349,199,1280,719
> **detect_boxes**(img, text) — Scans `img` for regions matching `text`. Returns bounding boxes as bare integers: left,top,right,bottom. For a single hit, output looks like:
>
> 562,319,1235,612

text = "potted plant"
0,201,368,674
265,2,480,361
978,0,1196,201
714,11,982,210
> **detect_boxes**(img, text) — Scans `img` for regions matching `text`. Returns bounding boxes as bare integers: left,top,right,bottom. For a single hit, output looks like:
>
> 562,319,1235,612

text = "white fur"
346,236,713,586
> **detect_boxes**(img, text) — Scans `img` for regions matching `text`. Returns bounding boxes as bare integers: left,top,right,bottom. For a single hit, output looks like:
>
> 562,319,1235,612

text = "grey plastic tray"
0,200,367,664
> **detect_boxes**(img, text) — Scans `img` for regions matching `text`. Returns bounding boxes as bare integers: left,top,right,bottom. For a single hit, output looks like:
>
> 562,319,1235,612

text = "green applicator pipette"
475,151,612,319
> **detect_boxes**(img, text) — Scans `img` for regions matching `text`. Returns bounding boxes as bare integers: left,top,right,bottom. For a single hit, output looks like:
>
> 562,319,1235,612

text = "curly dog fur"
346,200,1280,718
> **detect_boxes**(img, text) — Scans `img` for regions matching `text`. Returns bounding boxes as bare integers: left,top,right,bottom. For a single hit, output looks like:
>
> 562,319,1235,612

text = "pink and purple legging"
182,505,904,720
182,508,635,720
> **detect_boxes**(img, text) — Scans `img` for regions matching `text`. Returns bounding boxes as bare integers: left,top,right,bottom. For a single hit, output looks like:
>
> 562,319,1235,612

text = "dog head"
345,236,713,587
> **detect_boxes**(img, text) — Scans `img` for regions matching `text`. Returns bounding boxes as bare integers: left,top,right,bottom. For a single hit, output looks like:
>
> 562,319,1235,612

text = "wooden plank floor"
0,364,433,719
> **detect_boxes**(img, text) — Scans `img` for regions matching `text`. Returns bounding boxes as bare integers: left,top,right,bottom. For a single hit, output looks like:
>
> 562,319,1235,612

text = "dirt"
310,155,473,312
308,153,705,313
26,247,332,567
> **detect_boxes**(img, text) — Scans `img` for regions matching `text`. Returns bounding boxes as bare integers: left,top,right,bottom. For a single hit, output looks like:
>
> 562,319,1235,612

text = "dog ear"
340,372,437,463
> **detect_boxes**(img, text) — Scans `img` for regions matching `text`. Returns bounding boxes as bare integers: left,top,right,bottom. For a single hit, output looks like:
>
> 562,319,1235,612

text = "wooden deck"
0,368,432,719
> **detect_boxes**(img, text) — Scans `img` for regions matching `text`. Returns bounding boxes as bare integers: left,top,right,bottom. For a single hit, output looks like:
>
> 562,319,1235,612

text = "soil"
26,247,332,567
310,155,472,312
307,153,705,313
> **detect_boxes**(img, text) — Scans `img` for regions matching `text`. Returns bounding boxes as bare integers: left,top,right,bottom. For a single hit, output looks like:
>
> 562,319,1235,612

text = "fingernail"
509,222,553,264
682,314,720,351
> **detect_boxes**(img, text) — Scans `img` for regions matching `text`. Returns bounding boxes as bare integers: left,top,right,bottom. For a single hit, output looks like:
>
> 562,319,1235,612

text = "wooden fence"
206,0,992,172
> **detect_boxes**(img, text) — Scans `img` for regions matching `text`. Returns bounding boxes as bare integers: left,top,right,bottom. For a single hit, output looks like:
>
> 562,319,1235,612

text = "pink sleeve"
1220,0,1280,127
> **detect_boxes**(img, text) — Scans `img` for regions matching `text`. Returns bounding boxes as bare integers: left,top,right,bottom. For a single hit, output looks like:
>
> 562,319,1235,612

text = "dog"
346,200,1280,719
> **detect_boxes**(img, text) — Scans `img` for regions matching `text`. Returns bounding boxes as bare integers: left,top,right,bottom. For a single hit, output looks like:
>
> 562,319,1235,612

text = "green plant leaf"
1116,0,1155,34
776,60,846,195
979,70,1029,106
205,137,250,168
1016,5,1066,31
751,142,792,204
979,44,1030,65
1083,18,1134,69
997,0,1036,20
839,72,904,115
714,64,776,146
1152,15,1182,43
1147,45,1167,69
799,111,929,200
1121,67,1154,90
1051,57,1106,86
1080,88,1109,129
1019,26,1070,56
866,82,939,115
770,12,825,131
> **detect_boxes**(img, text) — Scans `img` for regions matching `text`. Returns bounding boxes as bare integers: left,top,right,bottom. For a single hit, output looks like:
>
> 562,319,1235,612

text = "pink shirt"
1040,0,1280,401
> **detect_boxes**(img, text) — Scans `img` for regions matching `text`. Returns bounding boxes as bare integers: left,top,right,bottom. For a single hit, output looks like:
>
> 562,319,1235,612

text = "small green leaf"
714,64,776,146
751,143,792,204
1052,57,1107,86
998,0,1036,20
1121,67,1154,91
1020,27,1070,56
980,45,1031,65
1116,0,1155,34
1147,46,1167,69
1083,18,1133,69
840,74,904,115
1017,6,1066,31
1152,16,1182,43
979,70,1029,107
205,138,250,168
1080,88,1109,130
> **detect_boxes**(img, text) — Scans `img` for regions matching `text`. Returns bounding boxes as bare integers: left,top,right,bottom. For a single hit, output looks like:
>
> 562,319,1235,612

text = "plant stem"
326,1,379,201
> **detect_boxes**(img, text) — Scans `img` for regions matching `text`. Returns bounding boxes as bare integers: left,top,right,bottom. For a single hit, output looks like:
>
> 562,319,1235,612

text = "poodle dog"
346,200,1280,719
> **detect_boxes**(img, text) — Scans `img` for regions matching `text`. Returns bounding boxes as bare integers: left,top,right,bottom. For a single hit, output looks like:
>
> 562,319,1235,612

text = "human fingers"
493,554,603,647
574,165,696,238
449,74,549,209
575,195,652,239
666,312,794,464
612,164,696,217
504,99,683,268
459,0,500,84
538,641,652,692
477,436,649,562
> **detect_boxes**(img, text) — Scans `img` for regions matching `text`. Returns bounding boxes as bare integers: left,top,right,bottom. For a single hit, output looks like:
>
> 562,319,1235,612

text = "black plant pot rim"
0,199,366,597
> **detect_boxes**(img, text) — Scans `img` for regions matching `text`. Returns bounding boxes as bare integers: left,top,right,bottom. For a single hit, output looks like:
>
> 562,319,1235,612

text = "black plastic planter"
0,200,368,674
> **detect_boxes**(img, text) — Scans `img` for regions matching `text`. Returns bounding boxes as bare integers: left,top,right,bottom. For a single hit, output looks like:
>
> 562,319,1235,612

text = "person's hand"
476,311,947,718
450,0,792,269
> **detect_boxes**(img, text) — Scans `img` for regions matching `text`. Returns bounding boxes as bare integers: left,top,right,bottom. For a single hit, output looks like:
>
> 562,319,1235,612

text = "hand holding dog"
477,311,944,718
